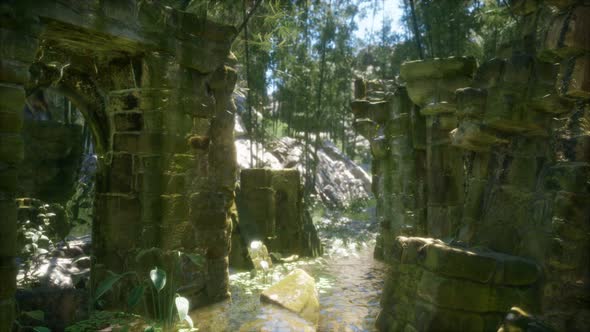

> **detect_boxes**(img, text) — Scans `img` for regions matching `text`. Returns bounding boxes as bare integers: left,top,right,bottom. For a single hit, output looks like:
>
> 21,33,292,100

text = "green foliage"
23,310,45,321
94,271,136,302
355,0,518,78
128,285,146,310
473,1,518,59
184,253,205,268
33,327,51,332
343,197,374,220
16,200,77,286
65,311,144,332
18,221,52,258
14,309,51,332
91,250,203,332
66,177,94,235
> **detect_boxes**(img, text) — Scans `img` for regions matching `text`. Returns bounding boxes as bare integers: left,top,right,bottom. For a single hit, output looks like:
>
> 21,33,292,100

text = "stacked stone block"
0,0,238,326
352,81,427,261
378,237,541,332
401,58,477,240
95,51,238,307
352,1,589,330
235,168,322,266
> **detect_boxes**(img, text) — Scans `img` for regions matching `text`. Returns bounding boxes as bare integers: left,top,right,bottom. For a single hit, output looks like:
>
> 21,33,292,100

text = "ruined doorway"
15,86,96,330
1,3,238,330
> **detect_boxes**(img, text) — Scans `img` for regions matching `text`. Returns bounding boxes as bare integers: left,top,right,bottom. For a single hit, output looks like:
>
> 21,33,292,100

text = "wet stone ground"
191,211,386,332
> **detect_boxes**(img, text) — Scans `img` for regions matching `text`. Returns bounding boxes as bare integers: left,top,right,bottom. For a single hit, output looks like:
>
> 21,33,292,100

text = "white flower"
250,241,263,250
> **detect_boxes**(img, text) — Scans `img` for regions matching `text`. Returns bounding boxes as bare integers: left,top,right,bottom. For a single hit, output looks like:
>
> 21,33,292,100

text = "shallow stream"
191,214,386,332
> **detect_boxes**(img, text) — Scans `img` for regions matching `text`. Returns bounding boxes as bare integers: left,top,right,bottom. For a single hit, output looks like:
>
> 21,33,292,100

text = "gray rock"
235,123,371,208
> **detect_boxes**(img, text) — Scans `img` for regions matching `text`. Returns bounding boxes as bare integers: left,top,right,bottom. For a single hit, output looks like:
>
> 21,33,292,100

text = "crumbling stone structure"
0,1,238,329
232,168,322,268
352,0,589,331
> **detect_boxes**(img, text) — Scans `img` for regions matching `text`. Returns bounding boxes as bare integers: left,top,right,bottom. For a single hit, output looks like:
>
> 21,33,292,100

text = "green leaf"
78,202,92,208
93,271,133,301
127,285,145,309
149,267,166,292
135,247,163,263
144,327,156,332
184,253,205,267
23,310,44,321
33,327,51,332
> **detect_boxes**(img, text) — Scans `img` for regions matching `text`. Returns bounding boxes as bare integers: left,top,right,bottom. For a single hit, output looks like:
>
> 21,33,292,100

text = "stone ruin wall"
352,0,589,331
232,168,322,269
0,0,239,329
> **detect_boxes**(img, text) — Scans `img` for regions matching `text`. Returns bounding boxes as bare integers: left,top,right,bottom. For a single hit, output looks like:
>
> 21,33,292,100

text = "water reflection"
191,214,385,332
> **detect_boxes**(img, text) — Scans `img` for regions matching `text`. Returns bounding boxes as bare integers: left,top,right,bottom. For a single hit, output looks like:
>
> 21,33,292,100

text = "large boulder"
260,269,319,326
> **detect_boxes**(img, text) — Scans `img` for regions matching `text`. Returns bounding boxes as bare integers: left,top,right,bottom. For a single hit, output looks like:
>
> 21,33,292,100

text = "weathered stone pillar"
400,57,476,239
0,77,24,332
352,87,390,259
197,62,237,302
236,168,322,260
0,15,39,329
91,47,239,307
353,81,427,260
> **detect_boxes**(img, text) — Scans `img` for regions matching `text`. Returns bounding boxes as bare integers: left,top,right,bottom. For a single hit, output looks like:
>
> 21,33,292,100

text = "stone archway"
0,1,238,329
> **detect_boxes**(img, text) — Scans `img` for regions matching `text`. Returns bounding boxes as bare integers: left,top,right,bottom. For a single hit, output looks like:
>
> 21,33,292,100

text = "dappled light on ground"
191,213,385,331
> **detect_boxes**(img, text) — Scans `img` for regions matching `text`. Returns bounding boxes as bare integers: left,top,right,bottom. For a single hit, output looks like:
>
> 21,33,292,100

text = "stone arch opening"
14,86,96,330
12,26,150,330
1,3,238,330
20,87,92,204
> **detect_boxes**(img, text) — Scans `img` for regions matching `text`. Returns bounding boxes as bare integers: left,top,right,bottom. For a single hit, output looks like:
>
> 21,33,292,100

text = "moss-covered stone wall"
353,1,589,330
0,1,238,328
233,168,322,268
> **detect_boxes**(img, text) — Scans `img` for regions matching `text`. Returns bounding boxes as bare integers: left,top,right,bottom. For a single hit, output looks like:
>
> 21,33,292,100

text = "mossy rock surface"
400,57,477,81
260,268,319,326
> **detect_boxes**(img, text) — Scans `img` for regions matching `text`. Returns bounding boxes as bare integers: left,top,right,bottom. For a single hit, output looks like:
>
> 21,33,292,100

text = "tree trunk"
407,0,424,59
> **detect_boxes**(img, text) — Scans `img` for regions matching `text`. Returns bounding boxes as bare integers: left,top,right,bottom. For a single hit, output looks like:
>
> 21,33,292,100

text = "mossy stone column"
351,82,387,257
401,57,476,239
196,63,237,302
0,14,40,328
237,168,322,257
384,87,427,258
352,82,426,261
94,51,238,307
238,169,278,246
